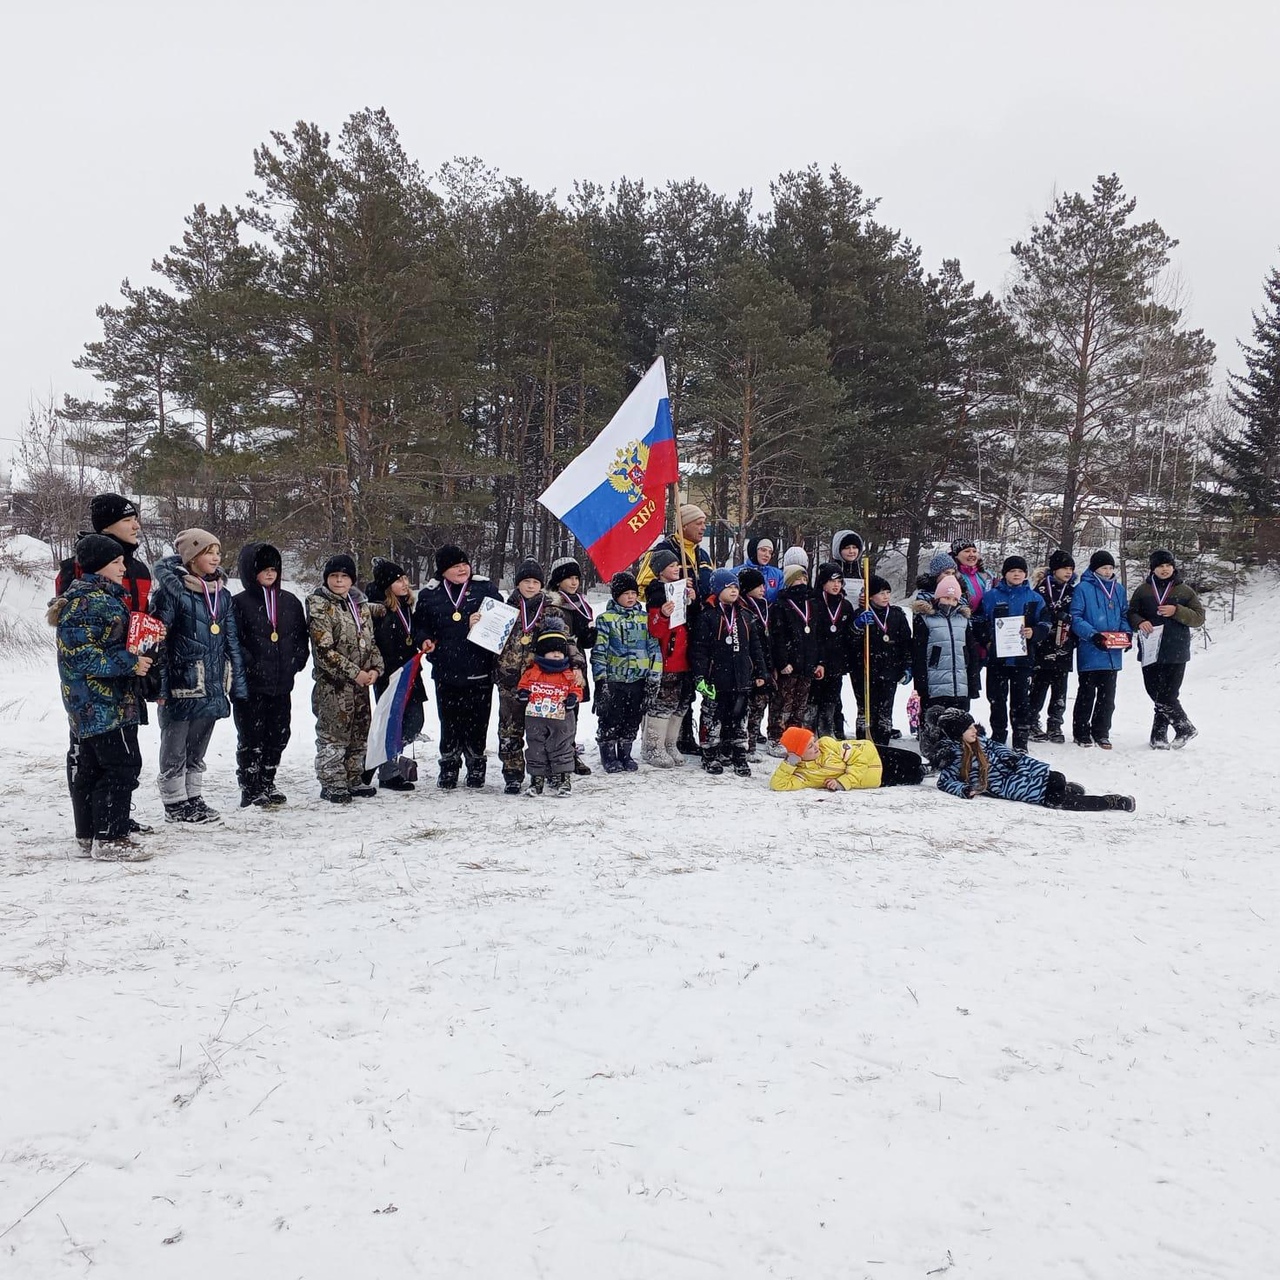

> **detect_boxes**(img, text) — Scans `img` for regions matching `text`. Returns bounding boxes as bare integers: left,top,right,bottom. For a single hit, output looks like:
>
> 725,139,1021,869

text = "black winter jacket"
1127,574,1205,666
413,575,502,685
740,595,774,676
1033,573,1077,673
853,603,912,682
371,594,427,701
813,589,857,677
771,583,820,676
232,543,309,698
691,601,767,692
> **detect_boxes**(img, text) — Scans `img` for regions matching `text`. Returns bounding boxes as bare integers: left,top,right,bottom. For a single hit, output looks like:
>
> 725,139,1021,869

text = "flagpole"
672,483,693,581
861,552,873,741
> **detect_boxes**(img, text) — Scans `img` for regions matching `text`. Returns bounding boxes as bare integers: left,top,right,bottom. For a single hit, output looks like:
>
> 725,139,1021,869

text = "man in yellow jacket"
768,726,923,791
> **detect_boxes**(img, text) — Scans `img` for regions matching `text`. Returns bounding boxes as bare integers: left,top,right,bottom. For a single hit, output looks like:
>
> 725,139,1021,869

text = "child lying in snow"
768,726,924,791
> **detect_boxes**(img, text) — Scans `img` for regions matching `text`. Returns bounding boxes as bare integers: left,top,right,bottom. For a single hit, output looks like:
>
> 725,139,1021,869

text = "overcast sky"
3,0,1276,457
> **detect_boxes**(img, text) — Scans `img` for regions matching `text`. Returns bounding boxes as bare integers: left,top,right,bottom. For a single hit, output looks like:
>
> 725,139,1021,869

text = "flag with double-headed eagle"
537,358,679,578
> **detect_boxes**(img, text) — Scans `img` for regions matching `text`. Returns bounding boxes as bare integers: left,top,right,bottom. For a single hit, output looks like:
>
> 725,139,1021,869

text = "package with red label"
1096,630,1132,650
127,612,167,655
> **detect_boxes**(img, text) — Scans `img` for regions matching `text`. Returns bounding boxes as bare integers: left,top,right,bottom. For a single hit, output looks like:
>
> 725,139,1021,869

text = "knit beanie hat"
1001,555,1029,577
1048,549,1075,573
75,533,125,575
649,549,679,577
370,558,406,599
837,530,863,554
1088,550,1116,572
815,561,844,588
1149,548,1176,571
175,528,220,566
90,493,139,533
610,570,640,599
950,537,977,558
323,553,358,582
935,575,962,602
780,726,814,757
928,551,957,577
737,566,766,594
548,557,582,590
709,567,739,596
513,558,544,587
784,564,809,587
939,708,975,742
867,574,892,596
535,628,570,655
782,546,809,570
435,544,469,577
679,503,707,529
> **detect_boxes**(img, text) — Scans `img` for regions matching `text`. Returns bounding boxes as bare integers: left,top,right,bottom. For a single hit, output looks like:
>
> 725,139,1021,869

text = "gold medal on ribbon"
210,623,221,635
270,631,279,643
452,611,462,622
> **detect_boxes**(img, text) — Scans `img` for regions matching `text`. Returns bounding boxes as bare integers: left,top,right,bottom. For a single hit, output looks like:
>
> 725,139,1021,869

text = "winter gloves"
695,678,717,702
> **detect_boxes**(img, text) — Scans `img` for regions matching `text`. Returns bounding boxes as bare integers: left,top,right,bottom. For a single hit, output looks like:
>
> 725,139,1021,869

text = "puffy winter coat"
645,578,696,674
307,585,384,690
50,575,141,738
734,538,785,601
980,579,1049,671
370,595,426,703
853,603,912,682
691,601,767,692
149,555,248,719
912,598,979,699
232,543,309,698
1071,570,1132,672
1033,572,1077,673
769,737,883,791
936,733,1051,804
547,589,596,701
741,595,774,675
412,575,501,685
497,592,584,693
1127,575,1204,666
592,599,662,684
771,583,821,676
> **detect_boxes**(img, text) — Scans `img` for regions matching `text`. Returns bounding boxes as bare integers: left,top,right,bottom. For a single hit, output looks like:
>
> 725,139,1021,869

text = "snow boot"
438,761,460,790
188,797,221,823
92,835,154,862
464,757,487,788
380,775,415,792
1065,781,1085,795
701,748,724,776
502,772,523,795
1150,731,1171,750
1028,720,1047,742
1012,732,1029,755
525,776,545,797
552,773,572,798
573,750,592,776
731,749,751,778
1106,794,1137,812
599,740,624,774
765,740,787,758
1171,724,1198,750
617,739,639,772
642,717,673,768
164,800,194,823
75,837,95,858
350,785,378,798
1095,740,1113,750
263,788,287,805
1047,724,1065,744
1074,736,1092,748
663,716,686,766
320,787,352,804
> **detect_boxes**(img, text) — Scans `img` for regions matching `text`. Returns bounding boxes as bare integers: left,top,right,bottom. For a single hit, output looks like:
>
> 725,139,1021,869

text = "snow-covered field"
3,552,1277,1279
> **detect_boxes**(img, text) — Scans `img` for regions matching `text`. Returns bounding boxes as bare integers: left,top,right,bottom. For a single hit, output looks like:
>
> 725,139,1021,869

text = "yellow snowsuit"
768,737,883,791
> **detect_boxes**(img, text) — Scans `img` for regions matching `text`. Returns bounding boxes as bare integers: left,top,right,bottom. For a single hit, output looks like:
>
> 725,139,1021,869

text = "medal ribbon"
1151,578,1174,609
718,603,739,650
200,578,222,625
869,604,888,635
1096,577,1117,605
520,597,544,635
264,587,278,633
395,604,412,637
824,596,844,628
443,578,467,615
564,592,593,621
786,599,810,628
747,597,769,629
346,597,364,632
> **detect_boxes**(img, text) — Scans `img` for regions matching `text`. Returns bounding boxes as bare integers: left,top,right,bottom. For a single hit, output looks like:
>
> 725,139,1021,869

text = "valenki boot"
641,717,673,768
663,716,686,766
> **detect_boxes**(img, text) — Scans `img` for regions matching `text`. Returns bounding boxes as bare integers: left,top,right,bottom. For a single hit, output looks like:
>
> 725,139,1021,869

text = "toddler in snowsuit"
50,534,156,860
367,558,426,792
1069,550,1132,749
738,566,775,761
851,574,912,745
768,725,924,791
307,554,385,803
593,571,662,774
808,561,856,737
232,542,309,807
934,708,1134,811
516,628,580,796
546,556,597,776
149,528,248,823
1028,550,1077,744
768,563,820,754
643,550,698,768
691,568,767,776
979,555,1049,752
1128,548,1205,750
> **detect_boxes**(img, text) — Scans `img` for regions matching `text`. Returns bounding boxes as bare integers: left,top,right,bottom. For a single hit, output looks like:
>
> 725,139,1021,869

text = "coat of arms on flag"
608,441,651,504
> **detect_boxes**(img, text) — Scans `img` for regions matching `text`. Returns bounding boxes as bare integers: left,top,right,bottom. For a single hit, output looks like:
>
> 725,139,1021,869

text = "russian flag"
538,358,679,579
364,652,424,771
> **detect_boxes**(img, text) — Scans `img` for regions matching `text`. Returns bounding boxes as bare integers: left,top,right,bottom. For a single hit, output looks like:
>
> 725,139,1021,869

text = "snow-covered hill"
2,553,1276,1278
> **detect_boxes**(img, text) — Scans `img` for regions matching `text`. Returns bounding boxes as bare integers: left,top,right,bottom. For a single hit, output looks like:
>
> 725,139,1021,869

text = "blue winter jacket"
591,599,663,684
1070,570,1132,672
936,733,1052,805
733,559,784,602
980,579,1049,670
52,575,141,738
149,554,249,719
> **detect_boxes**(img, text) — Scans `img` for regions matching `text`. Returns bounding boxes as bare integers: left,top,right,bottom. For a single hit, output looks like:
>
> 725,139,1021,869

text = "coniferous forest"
32,107,1280,580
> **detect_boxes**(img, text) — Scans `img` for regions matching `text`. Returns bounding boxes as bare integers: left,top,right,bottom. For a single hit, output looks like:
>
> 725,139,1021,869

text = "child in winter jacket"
691,568,767,776
738,566,774,761
366,558,426,792
307,554,385,803
808,561,856,737
733,536,784,601
516,628,580,796
1128,548,1205,749
643,550,698,768
851,574,912,745
934,708,1135,811
768,563,820,753
768,725,924,791
592,571,662,774
1029,550,1077,744
912,574,979,764
832,530,864,603
232,542,309,807
496,559,585,793
412,545,501,789
149,528,248,824
1069,550,1132,749
50,534,156,860
979,555,1049,752
546,556,597,776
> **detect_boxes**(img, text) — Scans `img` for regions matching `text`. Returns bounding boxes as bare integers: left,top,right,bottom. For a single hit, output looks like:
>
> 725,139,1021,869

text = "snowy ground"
2,556,1277,1279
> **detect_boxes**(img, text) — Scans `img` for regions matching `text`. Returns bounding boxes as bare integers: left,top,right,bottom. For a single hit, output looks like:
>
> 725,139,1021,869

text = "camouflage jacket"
307,586,385,688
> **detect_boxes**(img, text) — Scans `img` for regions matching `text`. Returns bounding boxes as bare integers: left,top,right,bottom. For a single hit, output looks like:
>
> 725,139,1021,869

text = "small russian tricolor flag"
538,358,679,579
365,652,424,771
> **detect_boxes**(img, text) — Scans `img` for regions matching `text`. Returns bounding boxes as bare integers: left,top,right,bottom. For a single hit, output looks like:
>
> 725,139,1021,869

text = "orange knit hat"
780,726,814,756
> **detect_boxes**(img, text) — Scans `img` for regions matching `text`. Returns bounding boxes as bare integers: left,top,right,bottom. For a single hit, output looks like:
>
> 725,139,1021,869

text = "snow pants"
234,693,292,797
1030,667,1070,731
1073,670,1117,744
157,711,218,805
1042,770,1114,812
525,716,576,777
987,665,1032,745
497,689,527,782
71,724,142,839
768,673,811,743
853,675,898,745
806,672,846,738
435,680,492,774
1142,662,1192,737
312,679,372,791
596,679,647,745
877,744,925,787
705,689,749,762
745,684,771,751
